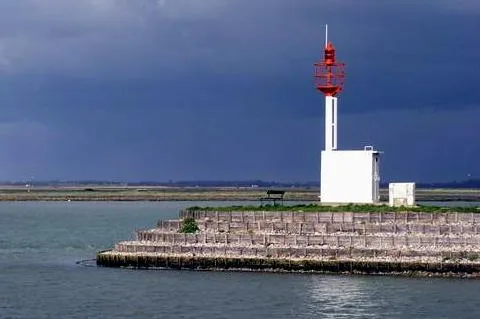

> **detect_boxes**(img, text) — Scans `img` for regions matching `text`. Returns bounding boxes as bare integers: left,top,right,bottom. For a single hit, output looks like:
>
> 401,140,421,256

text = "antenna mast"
325,24,328,48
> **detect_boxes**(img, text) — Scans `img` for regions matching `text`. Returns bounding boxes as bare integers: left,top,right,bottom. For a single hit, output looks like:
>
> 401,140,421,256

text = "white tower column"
325,96,338,151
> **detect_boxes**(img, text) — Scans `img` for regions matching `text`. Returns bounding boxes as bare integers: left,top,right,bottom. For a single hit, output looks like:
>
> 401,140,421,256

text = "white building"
321,148,381,204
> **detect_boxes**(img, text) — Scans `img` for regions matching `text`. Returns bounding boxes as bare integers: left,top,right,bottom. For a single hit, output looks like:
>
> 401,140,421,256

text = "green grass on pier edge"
186,203,480,213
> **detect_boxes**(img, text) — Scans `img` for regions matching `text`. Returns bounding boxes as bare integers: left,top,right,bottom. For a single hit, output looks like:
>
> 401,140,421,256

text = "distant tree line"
1,178,480,189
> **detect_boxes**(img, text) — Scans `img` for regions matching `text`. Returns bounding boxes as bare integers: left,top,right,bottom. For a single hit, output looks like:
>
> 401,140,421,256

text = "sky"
0,0,479,183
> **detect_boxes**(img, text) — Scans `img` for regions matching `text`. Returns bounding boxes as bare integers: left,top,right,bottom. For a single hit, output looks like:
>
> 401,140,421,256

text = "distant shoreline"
0,187,479,202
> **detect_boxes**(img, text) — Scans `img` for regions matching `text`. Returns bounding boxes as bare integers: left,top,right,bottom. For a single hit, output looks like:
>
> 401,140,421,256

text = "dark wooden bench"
260,190,285,206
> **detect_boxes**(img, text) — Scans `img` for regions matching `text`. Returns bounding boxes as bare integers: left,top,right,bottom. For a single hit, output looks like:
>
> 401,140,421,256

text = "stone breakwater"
96,210,480,277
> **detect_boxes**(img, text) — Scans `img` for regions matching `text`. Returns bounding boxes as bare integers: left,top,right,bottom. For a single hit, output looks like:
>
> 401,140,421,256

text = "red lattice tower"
314,42,345,97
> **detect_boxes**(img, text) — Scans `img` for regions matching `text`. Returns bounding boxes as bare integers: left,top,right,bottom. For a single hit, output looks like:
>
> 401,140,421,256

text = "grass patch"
186,203,480,213
179,217,199,233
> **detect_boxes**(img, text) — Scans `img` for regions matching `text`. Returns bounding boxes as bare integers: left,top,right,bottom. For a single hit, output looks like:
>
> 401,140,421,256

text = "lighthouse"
314,26,381,204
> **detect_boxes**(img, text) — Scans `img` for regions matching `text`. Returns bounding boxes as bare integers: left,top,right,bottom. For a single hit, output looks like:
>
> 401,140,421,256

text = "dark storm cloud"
0,0,478,182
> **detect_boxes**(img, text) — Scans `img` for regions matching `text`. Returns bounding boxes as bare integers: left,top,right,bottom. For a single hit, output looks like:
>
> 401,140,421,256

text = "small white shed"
389,183,415,207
